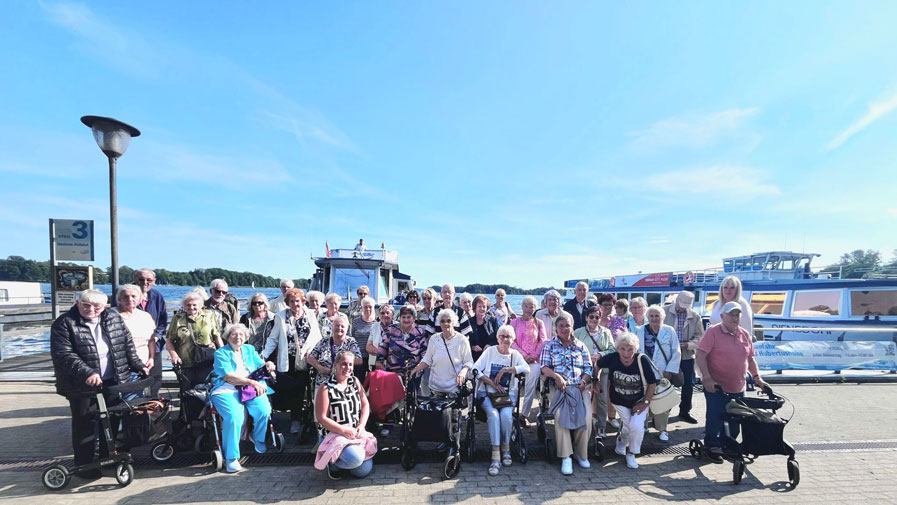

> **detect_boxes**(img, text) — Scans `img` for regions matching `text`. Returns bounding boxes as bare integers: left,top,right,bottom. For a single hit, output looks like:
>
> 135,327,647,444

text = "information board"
52,219,95,261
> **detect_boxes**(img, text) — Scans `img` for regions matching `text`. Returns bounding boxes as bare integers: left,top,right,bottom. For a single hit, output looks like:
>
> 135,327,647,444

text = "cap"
676,291,695,309
722,301,742,314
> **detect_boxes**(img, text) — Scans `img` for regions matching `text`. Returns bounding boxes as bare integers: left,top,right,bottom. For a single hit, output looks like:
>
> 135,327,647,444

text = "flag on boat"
325,241,331,258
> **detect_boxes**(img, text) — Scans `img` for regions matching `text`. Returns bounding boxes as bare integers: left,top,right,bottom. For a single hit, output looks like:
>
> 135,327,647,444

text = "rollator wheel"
688,439,703,459
194,433,209,453
273,432,286,453
41,464,70,490
787,459,800,488
732,459,744,485
151,442,175,463
545,438,557,463
114,463,134,487
212,450,224,471
442,454,461,479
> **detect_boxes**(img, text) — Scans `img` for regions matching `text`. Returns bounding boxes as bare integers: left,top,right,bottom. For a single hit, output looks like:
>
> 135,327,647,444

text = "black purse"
191,328,216,365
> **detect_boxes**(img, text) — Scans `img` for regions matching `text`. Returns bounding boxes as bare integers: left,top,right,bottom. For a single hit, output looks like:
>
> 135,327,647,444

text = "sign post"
50,219,95,319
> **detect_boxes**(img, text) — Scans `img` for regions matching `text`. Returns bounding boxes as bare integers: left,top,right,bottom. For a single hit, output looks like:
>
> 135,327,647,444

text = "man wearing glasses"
205,279,239,331
134,268,167,396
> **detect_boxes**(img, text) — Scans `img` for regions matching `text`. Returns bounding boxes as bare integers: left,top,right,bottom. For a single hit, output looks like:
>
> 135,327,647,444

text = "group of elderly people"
51,274,764,479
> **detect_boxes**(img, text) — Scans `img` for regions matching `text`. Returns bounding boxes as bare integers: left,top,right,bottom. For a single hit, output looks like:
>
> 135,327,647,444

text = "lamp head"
80,115,140,159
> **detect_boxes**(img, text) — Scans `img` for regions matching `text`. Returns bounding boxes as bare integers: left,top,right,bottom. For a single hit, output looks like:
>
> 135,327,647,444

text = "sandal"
501,451,512,467
488,461,501,476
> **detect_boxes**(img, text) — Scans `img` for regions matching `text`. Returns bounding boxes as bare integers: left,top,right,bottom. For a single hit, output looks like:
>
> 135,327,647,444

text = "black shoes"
706,448,724,464
678,412,699,424
327,465,345,480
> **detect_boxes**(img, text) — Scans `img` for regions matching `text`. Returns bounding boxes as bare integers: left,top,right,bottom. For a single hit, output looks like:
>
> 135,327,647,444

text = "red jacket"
364,370,405,420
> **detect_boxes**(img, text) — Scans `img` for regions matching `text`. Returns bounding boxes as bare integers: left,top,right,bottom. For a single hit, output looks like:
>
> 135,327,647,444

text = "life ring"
683,271,696,285
610,277,616,288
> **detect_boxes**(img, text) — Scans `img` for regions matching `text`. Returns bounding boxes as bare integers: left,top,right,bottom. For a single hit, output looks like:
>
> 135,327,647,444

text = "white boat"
0,281,45,305
309,246,416,307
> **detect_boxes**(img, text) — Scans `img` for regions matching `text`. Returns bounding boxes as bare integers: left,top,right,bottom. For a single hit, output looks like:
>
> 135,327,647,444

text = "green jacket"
167,309,221,368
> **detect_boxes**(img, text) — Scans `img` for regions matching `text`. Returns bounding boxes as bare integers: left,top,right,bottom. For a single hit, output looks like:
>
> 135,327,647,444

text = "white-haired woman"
240,292,276,354
211,323,276,472
459,292,475,319
166,291,223,389
490,289,517,325
626,297,648,333
535,290,563,339
351,296,379,382
594,332,657,469
113,284,156,396
475,324,528,476
539,311,593,475
635,305,681,442
510,295,548,426
709,275,754,335
307,290,325,320
410,308,473,395
319,293,349,340
308,314,362,388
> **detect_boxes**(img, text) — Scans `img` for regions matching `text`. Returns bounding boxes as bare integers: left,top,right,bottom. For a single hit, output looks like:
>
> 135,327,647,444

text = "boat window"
331,268,377,302
704,292,719,312
379,271,389,301
0,289,8,302
750,292,786,315
629,292,645,302
616,293,629,300
849,290,897,317
646,292,661,306
663,292,677,305
791,290,840,317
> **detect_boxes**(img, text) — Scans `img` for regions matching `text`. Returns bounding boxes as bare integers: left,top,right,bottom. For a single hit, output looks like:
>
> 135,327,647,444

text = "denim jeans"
333,444,373,477
480,395,514,446
678,359,695,414
703,389,744,449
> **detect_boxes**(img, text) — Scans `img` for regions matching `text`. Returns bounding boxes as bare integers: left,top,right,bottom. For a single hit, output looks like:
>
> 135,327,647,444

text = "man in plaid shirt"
664,291,704,423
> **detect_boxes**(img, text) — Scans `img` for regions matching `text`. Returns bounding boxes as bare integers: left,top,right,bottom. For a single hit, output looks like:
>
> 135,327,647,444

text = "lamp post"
80,115,141,295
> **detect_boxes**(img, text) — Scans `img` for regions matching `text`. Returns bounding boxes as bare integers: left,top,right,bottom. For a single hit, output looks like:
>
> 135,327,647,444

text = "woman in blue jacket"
211,323,276,473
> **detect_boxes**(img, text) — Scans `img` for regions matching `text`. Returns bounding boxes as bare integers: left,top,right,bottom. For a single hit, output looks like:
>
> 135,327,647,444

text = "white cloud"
629,108,759,151
826,89,897,150
888,209,897,216
644,166,780,197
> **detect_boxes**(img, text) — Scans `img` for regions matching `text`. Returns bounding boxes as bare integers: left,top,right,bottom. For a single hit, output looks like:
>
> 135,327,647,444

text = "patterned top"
489,305,508,326
286,311,313,356
309,336,362,385
320,375,362,435
376,323,429,372
510,317,548,361
605,316,628,340
539,337,594,386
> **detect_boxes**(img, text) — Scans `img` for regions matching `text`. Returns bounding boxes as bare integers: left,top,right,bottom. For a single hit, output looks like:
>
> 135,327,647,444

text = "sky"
1,2,896,289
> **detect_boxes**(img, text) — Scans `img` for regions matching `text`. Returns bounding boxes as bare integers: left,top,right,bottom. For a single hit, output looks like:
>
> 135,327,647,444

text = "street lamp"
80,115,140,295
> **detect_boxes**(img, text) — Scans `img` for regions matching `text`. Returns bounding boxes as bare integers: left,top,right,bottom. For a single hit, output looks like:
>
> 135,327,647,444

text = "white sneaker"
560,457,573,475
574,456,591,469
290,420,301,434
609,419,621,429
625,453,638,469
615,439,627,457
659,431,669,442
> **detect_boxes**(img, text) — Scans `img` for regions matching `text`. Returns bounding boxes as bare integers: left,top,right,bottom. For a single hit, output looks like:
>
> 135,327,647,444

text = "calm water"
1,287,529,359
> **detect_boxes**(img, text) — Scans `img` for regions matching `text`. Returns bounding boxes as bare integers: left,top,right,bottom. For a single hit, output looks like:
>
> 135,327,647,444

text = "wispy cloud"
629,108,759,151
888,209,897,217
825,88,897,151
644,166,780,197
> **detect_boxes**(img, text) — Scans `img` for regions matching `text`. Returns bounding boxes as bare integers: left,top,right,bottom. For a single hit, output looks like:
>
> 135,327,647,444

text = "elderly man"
206,279,239,331
696,301,769,463
438,283,472,336
664,290,704,424
563,281,596,330
269,278,295,313
134,268,168,397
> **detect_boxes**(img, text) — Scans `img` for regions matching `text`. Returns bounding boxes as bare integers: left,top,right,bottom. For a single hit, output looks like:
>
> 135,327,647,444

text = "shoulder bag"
190,319,216,365
636,353,680,415
656,333,684,387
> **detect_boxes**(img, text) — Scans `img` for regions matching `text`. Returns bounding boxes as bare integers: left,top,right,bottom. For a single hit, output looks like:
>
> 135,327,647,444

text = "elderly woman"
350,296,379,381
415,287,439,336
315,350,375,479
474,325,528,476
470,295,499,361
597,294,627,339
615,299,631,319
376,306,429,372
365,304,393,368
264,288,322,435
319,293,349,339
308,314,362,387
307,290,325,320
635,305,681,442
709,275,754,335
239,292,276,354
540,312,593,475
490,289,517,325
510,295,548,427
211,324,275,473
626,297,648,333
347,285,371,322
166,291,222,389
459,292,475,319
535,290,562,339
595,332,657,469
113,284,157,390
50,289,147,476
573,305,615,438
405,290,422,312
411,308,473,395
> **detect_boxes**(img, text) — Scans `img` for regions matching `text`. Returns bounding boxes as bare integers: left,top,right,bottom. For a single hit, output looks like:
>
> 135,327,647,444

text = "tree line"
0,256,309,288
429,283,561,296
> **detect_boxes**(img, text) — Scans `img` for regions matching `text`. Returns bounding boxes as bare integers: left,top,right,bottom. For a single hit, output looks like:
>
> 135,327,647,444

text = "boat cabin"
309,248,414,306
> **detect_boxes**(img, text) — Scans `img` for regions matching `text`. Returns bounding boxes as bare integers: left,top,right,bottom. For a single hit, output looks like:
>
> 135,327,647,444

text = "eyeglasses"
212,288,228,295
251,301,266,306
587,315,600,319
79,302,104,311
135,278,154,284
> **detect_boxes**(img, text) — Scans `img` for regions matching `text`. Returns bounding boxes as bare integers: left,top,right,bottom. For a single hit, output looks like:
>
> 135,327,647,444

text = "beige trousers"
550,385,592,459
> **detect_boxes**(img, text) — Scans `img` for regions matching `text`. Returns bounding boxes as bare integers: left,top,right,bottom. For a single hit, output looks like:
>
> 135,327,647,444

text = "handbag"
236,364,271,403
193,343,216,365
636,353,681,415
656,335,684,387
487,392,513,408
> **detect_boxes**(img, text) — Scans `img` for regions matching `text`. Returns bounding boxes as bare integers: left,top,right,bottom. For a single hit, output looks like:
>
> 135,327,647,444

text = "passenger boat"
309,245,416,307
0,281,45,305
563,251,897,342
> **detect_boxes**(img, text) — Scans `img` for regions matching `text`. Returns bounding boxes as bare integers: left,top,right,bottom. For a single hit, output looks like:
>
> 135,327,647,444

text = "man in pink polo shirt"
696,301,769,462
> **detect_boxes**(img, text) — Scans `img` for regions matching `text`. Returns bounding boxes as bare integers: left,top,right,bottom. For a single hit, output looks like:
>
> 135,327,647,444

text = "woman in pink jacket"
510,295,548,427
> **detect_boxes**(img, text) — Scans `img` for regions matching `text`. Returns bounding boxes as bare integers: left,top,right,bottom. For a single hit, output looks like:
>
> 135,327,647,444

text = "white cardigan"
262,308,322,372
635,324,682,379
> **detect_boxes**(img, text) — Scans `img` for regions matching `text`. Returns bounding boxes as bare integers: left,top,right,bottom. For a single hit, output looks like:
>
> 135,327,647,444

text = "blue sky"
1,2,896,288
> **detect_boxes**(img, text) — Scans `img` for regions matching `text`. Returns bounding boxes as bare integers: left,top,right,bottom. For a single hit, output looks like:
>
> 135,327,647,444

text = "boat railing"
752,325,897,375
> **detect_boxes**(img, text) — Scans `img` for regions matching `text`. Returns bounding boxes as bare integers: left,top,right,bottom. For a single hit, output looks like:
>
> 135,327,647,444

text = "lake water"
0,286,530,359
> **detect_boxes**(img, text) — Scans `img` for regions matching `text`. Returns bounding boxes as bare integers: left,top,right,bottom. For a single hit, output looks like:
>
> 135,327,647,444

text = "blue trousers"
210,391,271,461
332,444,374,478
703,389,744,449
480,396,514,447
678,359,695,414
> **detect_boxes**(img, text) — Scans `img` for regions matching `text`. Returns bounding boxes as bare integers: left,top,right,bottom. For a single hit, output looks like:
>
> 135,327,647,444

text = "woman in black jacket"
469,295,500,361
50,289,147,478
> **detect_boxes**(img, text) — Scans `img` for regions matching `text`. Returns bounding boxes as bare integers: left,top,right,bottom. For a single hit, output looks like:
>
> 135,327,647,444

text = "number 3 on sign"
71,221,89,239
